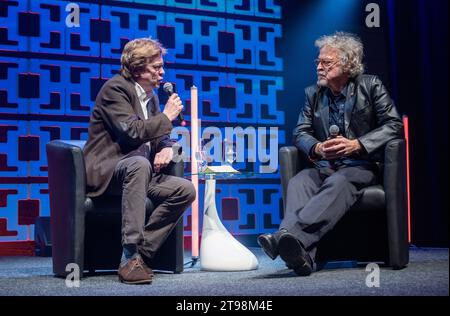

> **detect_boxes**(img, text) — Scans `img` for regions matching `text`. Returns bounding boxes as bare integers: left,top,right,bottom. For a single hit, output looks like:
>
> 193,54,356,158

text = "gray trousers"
106,155,196,259
280,166,377,260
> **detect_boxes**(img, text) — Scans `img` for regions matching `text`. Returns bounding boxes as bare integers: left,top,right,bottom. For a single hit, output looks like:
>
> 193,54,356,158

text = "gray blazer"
83,74,173,197
293,74,404,162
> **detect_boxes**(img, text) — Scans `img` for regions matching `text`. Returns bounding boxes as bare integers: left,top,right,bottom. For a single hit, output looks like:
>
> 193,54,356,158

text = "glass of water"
195,149,208,172
223,139,236,166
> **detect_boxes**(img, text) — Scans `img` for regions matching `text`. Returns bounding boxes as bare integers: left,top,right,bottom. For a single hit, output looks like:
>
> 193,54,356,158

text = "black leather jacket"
293,74,404,163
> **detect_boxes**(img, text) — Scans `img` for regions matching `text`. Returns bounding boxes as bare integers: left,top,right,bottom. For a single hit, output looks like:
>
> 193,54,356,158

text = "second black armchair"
279,139,409,269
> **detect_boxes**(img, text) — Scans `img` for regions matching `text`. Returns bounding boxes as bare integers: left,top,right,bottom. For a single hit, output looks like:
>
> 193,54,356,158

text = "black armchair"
46,140,184,278
279,139,409,269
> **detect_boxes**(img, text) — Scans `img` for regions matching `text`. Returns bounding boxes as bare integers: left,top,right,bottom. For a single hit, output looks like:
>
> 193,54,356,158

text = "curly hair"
120,38,167,80
315,32,364,77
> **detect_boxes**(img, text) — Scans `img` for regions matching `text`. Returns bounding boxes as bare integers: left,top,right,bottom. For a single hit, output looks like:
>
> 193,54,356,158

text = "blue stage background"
0,0,285,247
1,0,448,251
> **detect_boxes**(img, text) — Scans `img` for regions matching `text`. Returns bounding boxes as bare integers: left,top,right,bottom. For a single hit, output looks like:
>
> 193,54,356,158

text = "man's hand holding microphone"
162,82,185,126
162,94,183,122
155,83,184,173
314,125,362,160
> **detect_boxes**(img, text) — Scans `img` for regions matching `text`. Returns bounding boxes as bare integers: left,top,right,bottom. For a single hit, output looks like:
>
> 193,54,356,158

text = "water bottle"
223,139,235,166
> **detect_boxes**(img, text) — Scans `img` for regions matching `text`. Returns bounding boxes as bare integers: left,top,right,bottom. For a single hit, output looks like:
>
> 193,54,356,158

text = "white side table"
200,174,259,271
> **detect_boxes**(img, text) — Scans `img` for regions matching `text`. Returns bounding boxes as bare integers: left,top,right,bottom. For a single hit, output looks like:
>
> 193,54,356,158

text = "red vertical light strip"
403,115,411,243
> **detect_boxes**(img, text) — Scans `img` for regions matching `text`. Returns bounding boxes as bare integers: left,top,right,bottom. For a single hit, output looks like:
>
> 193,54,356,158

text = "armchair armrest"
157,156,185,273
383,138,409,269
279,146,310,212
162,158,184,178
46,140,87,277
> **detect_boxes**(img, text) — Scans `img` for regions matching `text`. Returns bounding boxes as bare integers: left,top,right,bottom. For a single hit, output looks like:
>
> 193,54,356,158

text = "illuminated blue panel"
166,69,229,122
255,22,282,70
29,122,56,177
134,0,165,4
64,2,100,57
195,16,227,66
195,0,226,12
0,57,28,114
219,184,282,235
26,61,64,115
225,19,256,69
226,0,282,18
28,121,89,177
28,60,100,116
165,13,198,64
226,74,284,124
35,121,90,142
225,20,282,70
100,5,133,59
29,0,66,54
130,8,166,47
226,0,256,16
0,120,29,177
166,0,196,10
255,0,281,18
0,184,28,241
101,6,165,59
0,0,28,51
30,184,49,217
66,62,100,115
101,64,121,80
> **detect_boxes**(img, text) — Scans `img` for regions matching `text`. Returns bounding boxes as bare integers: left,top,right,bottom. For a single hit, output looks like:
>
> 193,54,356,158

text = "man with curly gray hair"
258,32,403,276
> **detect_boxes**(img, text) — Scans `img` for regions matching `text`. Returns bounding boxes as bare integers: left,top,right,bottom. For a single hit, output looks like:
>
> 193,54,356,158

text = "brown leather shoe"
118,254,153,284
137,248,155,277
142,263,154,278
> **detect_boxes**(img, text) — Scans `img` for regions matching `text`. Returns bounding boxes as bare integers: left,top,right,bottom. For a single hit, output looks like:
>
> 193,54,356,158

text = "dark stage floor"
0,247,447,296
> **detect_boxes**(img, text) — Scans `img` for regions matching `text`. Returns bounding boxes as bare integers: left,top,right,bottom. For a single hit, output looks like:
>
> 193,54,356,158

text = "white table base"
200,177,258,271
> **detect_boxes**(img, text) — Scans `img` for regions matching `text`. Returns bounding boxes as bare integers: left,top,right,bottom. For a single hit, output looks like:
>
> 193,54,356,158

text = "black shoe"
257,229,288,260
278,233,313,276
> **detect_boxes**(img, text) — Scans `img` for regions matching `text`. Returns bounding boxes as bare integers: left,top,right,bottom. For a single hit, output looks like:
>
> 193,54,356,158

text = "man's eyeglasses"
150,64,164,72
314,58,339,69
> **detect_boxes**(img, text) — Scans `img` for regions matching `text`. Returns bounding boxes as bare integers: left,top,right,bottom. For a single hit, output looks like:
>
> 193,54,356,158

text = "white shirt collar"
134,81,153,103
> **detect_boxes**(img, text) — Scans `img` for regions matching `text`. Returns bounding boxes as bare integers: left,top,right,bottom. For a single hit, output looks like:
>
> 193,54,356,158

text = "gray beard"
317,78,328,87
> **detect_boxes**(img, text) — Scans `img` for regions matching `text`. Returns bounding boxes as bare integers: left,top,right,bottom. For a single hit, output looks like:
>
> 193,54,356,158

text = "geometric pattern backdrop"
0,0,285,246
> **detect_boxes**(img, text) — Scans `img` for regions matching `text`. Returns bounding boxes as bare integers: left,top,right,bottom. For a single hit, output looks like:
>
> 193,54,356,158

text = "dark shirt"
328,87,346,137
313,85,373,170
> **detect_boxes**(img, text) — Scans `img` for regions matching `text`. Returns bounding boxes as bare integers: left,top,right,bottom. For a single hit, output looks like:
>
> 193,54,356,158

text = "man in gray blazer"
258,32,403,276
83,38,195,284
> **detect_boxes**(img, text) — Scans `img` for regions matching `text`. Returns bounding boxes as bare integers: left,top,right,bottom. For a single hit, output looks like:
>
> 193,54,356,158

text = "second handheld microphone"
329,124,340,138
163,82,186,126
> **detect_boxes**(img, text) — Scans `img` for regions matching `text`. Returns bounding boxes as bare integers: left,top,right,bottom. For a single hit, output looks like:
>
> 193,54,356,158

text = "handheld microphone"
329,125,340,138
328,125,340,169
163,82,186,126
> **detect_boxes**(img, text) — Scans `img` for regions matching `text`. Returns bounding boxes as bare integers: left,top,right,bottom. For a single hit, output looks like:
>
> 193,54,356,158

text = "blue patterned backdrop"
0,0,285,246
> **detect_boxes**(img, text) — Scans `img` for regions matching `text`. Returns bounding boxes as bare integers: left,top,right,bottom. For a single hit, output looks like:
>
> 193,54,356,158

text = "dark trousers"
280,165,377,261
106,156,196,259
